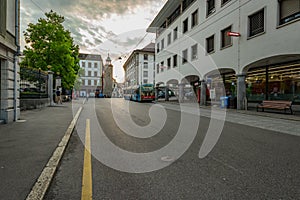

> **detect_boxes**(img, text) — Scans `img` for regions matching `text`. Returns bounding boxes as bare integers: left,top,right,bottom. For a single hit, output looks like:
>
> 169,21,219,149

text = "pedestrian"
56,88,62,104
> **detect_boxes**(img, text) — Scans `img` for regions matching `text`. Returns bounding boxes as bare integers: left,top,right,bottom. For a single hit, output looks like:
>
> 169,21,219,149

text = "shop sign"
227,32,241,37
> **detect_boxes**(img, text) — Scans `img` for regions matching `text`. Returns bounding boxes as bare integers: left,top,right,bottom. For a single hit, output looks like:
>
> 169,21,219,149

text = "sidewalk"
0,102,78,200
158,101,300,136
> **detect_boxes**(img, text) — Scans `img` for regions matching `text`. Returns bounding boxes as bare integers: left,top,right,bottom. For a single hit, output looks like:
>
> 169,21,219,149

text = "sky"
20,0,167,82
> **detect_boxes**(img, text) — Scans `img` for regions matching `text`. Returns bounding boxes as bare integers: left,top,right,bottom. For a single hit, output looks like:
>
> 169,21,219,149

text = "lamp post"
47,65,55,106
38,67,41,99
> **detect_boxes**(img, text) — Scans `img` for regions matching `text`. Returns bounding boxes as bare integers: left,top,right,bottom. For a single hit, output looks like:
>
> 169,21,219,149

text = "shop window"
182,49,188,64
207,0,215,17
206,35,215,53
221,26,232,48
279,0,300,25
183,18,189,33
249,9,265,37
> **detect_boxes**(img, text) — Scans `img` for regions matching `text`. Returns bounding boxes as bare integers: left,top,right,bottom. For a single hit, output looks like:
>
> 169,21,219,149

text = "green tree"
21,10,80,89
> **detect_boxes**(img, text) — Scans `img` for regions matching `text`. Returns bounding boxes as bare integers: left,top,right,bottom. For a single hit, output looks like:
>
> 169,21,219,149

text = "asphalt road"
45,98,300,200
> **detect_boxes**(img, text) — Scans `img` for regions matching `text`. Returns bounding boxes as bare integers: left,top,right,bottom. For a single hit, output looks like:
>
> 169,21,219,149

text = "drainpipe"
14,0,20,121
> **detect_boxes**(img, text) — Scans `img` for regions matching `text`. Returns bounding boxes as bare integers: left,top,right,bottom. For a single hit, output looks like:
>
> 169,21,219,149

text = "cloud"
21,0,165,54
20,0,167,82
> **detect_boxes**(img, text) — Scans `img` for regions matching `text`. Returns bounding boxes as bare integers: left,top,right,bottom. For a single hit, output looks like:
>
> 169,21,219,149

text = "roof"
122,43,155,70
78,53,102,61
146,0,181,33
140,43,155,52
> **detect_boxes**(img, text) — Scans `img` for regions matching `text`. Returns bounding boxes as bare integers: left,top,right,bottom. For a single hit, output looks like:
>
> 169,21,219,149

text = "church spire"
106,53,112,65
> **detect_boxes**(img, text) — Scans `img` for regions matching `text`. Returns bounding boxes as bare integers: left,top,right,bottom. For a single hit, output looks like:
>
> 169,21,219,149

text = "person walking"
56,88,62,104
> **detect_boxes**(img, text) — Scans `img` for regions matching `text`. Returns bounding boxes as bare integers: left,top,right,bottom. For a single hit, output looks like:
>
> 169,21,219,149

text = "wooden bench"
257,100,293,114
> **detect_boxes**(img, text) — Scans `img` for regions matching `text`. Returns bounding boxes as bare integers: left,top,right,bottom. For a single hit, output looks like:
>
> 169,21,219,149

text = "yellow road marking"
81,119,93,200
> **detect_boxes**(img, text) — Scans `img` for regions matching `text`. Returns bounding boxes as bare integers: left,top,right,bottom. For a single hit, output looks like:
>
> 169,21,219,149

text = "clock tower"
103,54,113,97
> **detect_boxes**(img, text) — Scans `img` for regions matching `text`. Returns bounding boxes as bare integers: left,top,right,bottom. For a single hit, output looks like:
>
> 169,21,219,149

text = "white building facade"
123,43,155,87
0,0,20,123
78,54,103,97
147,0,300,109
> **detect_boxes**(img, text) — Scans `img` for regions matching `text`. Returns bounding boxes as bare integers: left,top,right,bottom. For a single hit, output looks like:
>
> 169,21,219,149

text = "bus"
123,84,155,102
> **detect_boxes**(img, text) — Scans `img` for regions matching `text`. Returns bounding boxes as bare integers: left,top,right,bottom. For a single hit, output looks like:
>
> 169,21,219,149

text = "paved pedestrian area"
159,102,300,137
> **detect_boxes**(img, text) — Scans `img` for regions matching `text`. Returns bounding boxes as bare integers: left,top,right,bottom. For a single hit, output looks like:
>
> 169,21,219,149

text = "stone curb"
25,106,83,200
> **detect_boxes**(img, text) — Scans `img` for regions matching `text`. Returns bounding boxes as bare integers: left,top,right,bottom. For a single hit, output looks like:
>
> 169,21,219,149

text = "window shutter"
0,0,7,36
280,0,300,19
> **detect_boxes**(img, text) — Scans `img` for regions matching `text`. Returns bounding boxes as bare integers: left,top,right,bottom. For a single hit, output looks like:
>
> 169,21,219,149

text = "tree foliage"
21,10,80,89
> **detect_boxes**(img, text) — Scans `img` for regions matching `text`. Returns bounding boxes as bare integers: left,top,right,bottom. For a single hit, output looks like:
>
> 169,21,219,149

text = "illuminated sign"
227,32,241,37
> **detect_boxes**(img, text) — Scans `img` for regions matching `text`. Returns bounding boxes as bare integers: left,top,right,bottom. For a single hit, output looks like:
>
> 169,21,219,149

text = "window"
94,63,98,68
191,44,198,60
249,9,264,37
182,49,188,64
82,62,86,68
143,79,148,84
207,0,215,16
221,0,231,6
160,61,164,72
191,10,198,28
157,43,160,53
183,18,188,33
143,71,148,78
94,71,98,77
156,64,160,74
173,55,178,68
161,39,165,50
221,26,232,48
144,54,148,60
94,80,97,86
167,33,171,45
88,62,92,68
279,0,300,25
0,0,7,36
173,27,178,41
206,35,215,53
88,71,92,76
88,80,91,86
167,57,171,69
143,62,148,69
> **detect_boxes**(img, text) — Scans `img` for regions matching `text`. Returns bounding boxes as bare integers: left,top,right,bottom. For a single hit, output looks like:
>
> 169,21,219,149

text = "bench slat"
256,100,293,114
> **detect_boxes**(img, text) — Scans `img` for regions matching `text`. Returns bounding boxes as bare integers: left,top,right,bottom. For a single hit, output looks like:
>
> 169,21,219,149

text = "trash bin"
220,96,229,108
